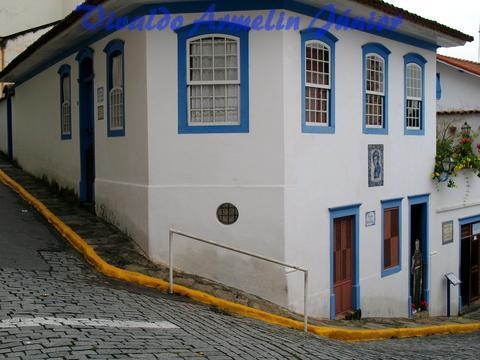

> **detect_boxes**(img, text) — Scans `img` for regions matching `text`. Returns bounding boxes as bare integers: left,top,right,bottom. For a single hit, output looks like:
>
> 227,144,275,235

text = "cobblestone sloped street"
0,182,479,359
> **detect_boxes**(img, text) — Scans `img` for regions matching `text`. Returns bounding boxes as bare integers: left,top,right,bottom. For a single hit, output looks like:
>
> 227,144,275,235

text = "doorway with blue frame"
76,48,95,204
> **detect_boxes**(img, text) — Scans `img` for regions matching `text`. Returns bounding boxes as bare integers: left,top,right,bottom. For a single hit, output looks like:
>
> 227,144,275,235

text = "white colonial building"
0,0,476,319
433,54,480,314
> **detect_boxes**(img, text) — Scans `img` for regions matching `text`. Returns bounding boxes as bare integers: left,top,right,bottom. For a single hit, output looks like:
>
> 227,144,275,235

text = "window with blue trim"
301,30,337,134
176,22,249,134
362,43,390,135
404,53,427,136
58,64,72,140
104,39,125,137
382,198,402,277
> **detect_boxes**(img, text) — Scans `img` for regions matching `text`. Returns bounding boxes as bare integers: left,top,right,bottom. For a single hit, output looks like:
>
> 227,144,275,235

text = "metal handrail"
168,228,309,332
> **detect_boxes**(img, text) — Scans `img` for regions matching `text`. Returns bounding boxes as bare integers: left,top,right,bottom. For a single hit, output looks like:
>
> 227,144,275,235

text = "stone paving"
0,238,479,359
1,162,480,358
1,155,480,330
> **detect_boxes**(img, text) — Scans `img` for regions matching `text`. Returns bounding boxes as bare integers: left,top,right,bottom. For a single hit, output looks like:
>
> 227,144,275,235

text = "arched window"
404,53,427,135
365,54,385,128
176,21,250,134
104,39,125,137
58,64,72,140
301,29,337,134
362,43,390,135
406,63,422,129
305,40,330,126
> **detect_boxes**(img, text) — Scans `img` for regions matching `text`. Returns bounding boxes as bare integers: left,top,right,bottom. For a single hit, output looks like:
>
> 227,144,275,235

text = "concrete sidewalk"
0,153,479,332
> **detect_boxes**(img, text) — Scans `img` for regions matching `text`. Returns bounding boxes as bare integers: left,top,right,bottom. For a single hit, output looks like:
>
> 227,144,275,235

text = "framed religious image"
365,211,376,227
97,86,104,103
442,220,454,245
368,144,384,187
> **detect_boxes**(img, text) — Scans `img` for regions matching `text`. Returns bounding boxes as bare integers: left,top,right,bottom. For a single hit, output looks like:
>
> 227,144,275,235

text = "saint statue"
373,151,381,179
411,239,423,311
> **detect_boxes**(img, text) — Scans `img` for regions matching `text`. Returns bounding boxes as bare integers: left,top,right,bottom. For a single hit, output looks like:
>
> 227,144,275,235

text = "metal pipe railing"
168,228,309,333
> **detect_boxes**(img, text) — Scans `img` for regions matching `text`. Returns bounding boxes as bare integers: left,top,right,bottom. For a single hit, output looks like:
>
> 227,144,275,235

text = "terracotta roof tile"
437,54,480,76
352,0,473,42
437,110,480,116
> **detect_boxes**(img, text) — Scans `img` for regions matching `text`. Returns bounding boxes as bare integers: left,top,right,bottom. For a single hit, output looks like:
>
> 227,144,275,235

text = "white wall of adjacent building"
0,0,80,35
434,60,480,316
437,62,480,112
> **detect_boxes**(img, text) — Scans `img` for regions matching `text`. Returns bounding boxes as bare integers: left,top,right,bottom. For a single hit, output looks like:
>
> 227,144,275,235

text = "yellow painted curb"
1,168,480,342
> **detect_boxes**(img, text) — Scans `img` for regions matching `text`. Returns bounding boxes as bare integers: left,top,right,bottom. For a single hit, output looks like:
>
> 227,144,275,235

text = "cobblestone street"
1,182,480,359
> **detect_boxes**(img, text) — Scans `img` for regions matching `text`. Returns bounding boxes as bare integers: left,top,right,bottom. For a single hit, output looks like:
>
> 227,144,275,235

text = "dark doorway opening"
460,223,480,308
6,92,13,161
410,202,428,314
78,52,95,203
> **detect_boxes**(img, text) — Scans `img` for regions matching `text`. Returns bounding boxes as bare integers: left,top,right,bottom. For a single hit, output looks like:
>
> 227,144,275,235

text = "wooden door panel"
334,216,354,315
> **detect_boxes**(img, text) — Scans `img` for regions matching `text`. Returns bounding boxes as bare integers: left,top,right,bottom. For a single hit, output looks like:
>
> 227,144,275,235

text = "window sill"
178,123,249,134
108,129,125,137
404,128,425,136
61,134,72,140
302,124,335,134
363,126,388,135
381,265,401,278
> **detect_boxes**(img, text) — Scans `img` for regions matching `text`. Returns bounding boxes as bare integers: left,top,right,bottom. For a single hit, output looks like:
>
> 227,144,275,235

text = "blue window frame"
404,53,427,136
104,39,125,137
381,198,402,277
301,29,338,134
176,21,250,134
362,43,390,135
58,64,72,140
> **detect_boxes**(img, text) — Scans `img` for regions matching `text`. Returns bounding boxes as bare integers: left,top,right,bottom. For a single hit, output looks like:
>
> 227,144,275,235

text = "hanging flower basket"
432,122,480,188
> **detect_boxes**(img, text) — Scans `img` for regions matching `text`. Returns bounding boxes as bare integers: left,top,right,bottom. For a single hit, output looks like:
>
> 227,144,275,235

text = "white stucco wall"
437,62,480,111
433,65,480,316
4,28,53,65
0,0,80,35
10,28,150,252
91,30,149,253
145,12,288,306
13,60,80,190
430,172,480,315
281,12,437,318
0,98,7,154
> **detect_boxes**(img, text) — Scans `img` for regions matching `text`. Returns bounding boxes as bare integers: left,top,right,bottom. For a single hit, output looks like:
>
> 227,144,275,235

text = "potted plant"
432,122,480,188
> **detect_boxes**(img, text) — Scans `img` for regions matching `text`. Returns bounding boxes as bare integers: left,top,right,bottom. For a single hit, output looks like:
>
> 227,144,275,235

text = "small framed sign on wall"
97,105,104,121
442,220,454,245
365,211,376,227
96,84,105,121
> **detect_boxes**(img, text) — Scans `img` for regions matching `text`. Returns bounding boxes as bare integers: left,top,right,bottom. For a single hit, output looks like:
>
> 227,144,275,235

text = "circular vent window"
217,203,239,225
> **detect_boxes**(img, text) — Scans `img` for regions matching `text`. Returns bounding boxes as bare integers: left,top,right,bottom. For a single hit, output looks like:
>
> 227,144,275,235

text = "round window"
217,203,239,225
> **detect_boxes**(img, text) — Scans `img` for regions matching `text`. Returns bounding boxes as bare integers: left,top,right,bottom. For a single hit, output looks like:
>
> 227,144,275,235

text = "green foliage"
433,122,480,188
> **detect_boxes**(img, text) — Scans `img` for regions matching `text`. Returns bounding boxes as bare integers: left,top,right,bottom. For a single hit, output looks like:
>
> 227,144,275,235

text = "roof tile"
437,54,480,76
